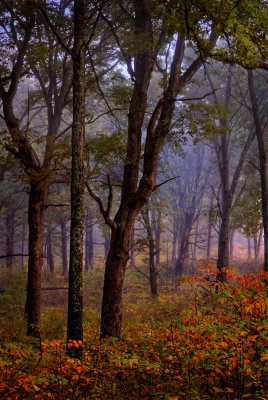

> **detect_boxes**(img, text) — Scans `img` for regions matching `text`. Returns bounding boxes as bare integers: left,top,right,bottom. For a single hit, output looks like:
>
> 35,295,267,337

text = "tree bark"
26,183,46,337
60,219,68,275
229,229,235,258
154,214,161,264
5,207,15,268
142,206,158,297
207,191,214,258
104,235,110,261
175,222,191,276
171,216,178,262
247,237,252,260
193,212,200,260
98,3,217,339
130,228,135,266
67,0,85,358
248,70,268,272
85,210,93,271
47,226,55,273
205,67,255,281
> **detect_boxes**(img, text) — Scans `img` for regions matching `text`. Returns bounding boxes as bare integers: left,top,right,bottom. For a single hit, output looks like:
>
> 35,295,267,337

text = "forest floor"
0,261,267,399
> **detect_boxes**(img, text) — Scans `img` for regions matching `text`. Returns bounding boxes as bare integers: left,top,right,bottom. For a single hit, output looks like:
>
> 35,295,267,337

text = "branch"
0,253,29,259
45,203,69,208
39,7,72,55
100,12,135,81
87,108,126,124
86,0,105,46
85,181,116,229
88,51,115,116
174,88,219,102
153,175,180,191
106,174,113,217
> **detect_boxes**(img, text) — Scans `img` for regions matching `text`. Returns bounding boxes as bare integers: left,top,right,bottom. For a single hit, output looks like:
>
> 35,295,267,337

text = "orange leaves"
0,269,267,399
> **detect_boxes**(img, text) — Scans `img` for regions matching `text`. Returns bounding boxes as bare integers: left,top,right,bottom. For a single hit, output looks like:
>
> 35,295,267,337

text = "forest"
0,0,267,399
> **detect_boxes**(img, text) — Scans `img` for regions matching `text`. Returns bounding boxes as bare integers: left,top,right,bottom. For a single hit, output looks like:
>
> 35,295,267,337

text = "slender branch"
0,253,29,259
39,7,72,55
87,108,126,124
85,181,116,229
153,175,180,191
45,203,70,208
174,88,219,102
88,51,115,116
106,174,113,217
100,12,135,81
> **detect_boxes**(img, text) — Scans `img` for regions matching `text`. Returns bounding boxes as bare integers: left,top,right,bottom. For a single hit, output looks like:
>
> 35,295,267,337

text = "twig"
153,175,180,191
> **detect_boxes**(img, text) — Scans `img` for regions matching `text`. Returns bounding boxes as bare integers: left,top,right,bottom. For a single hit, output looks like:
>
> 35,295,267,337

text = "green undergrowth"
0,265,267,399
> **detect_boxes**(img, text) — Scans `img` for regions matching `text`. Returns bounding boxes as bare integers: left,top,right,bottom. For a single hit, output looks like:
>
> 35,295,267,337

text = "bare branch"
153,175,180,191
39,7,72,55
174,88,219,102
85,181,116,229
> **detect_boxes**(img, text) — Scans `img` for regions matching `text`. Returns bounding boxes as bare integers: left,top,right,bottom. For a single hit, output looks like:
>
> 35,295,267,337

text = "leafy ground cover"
0,265,267,399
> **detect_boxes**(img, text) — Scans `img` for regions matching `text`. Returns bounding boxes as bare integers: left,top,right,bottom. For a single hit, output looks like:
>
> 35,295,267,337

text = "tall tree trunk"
98,2,217,339
60,219,68,275
257,228,263,260
229,229,235,258
104,235,110,261
47,226,55,273
100,210,137,338
248,70,268,272
217,200,231,281
171,216,177,262
207,191,214,258
130,228,135,266
26,183,46,338
154,213,161,264
67,0,85,358
247,237,252,260
21,223,25,268
193,213,200,260
253,229,263,262
85,210,93,271
142,206,158,298
253,234,258,262
5,207,15,268
175,217,192,276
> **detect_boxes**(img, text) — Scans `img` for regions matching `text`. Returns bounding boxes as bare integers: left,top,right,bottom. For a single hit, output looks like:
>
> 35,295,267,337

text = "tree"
86,0,219,339
66,0,86,358
85,0,268,338
248,70,268,272
202,65,256,281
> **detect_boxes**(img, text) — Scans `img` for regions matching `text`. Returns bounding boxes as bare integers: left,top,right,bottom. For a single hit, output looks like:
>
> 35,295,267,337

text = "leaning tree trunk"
67,0,85,358
26,183,46,337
